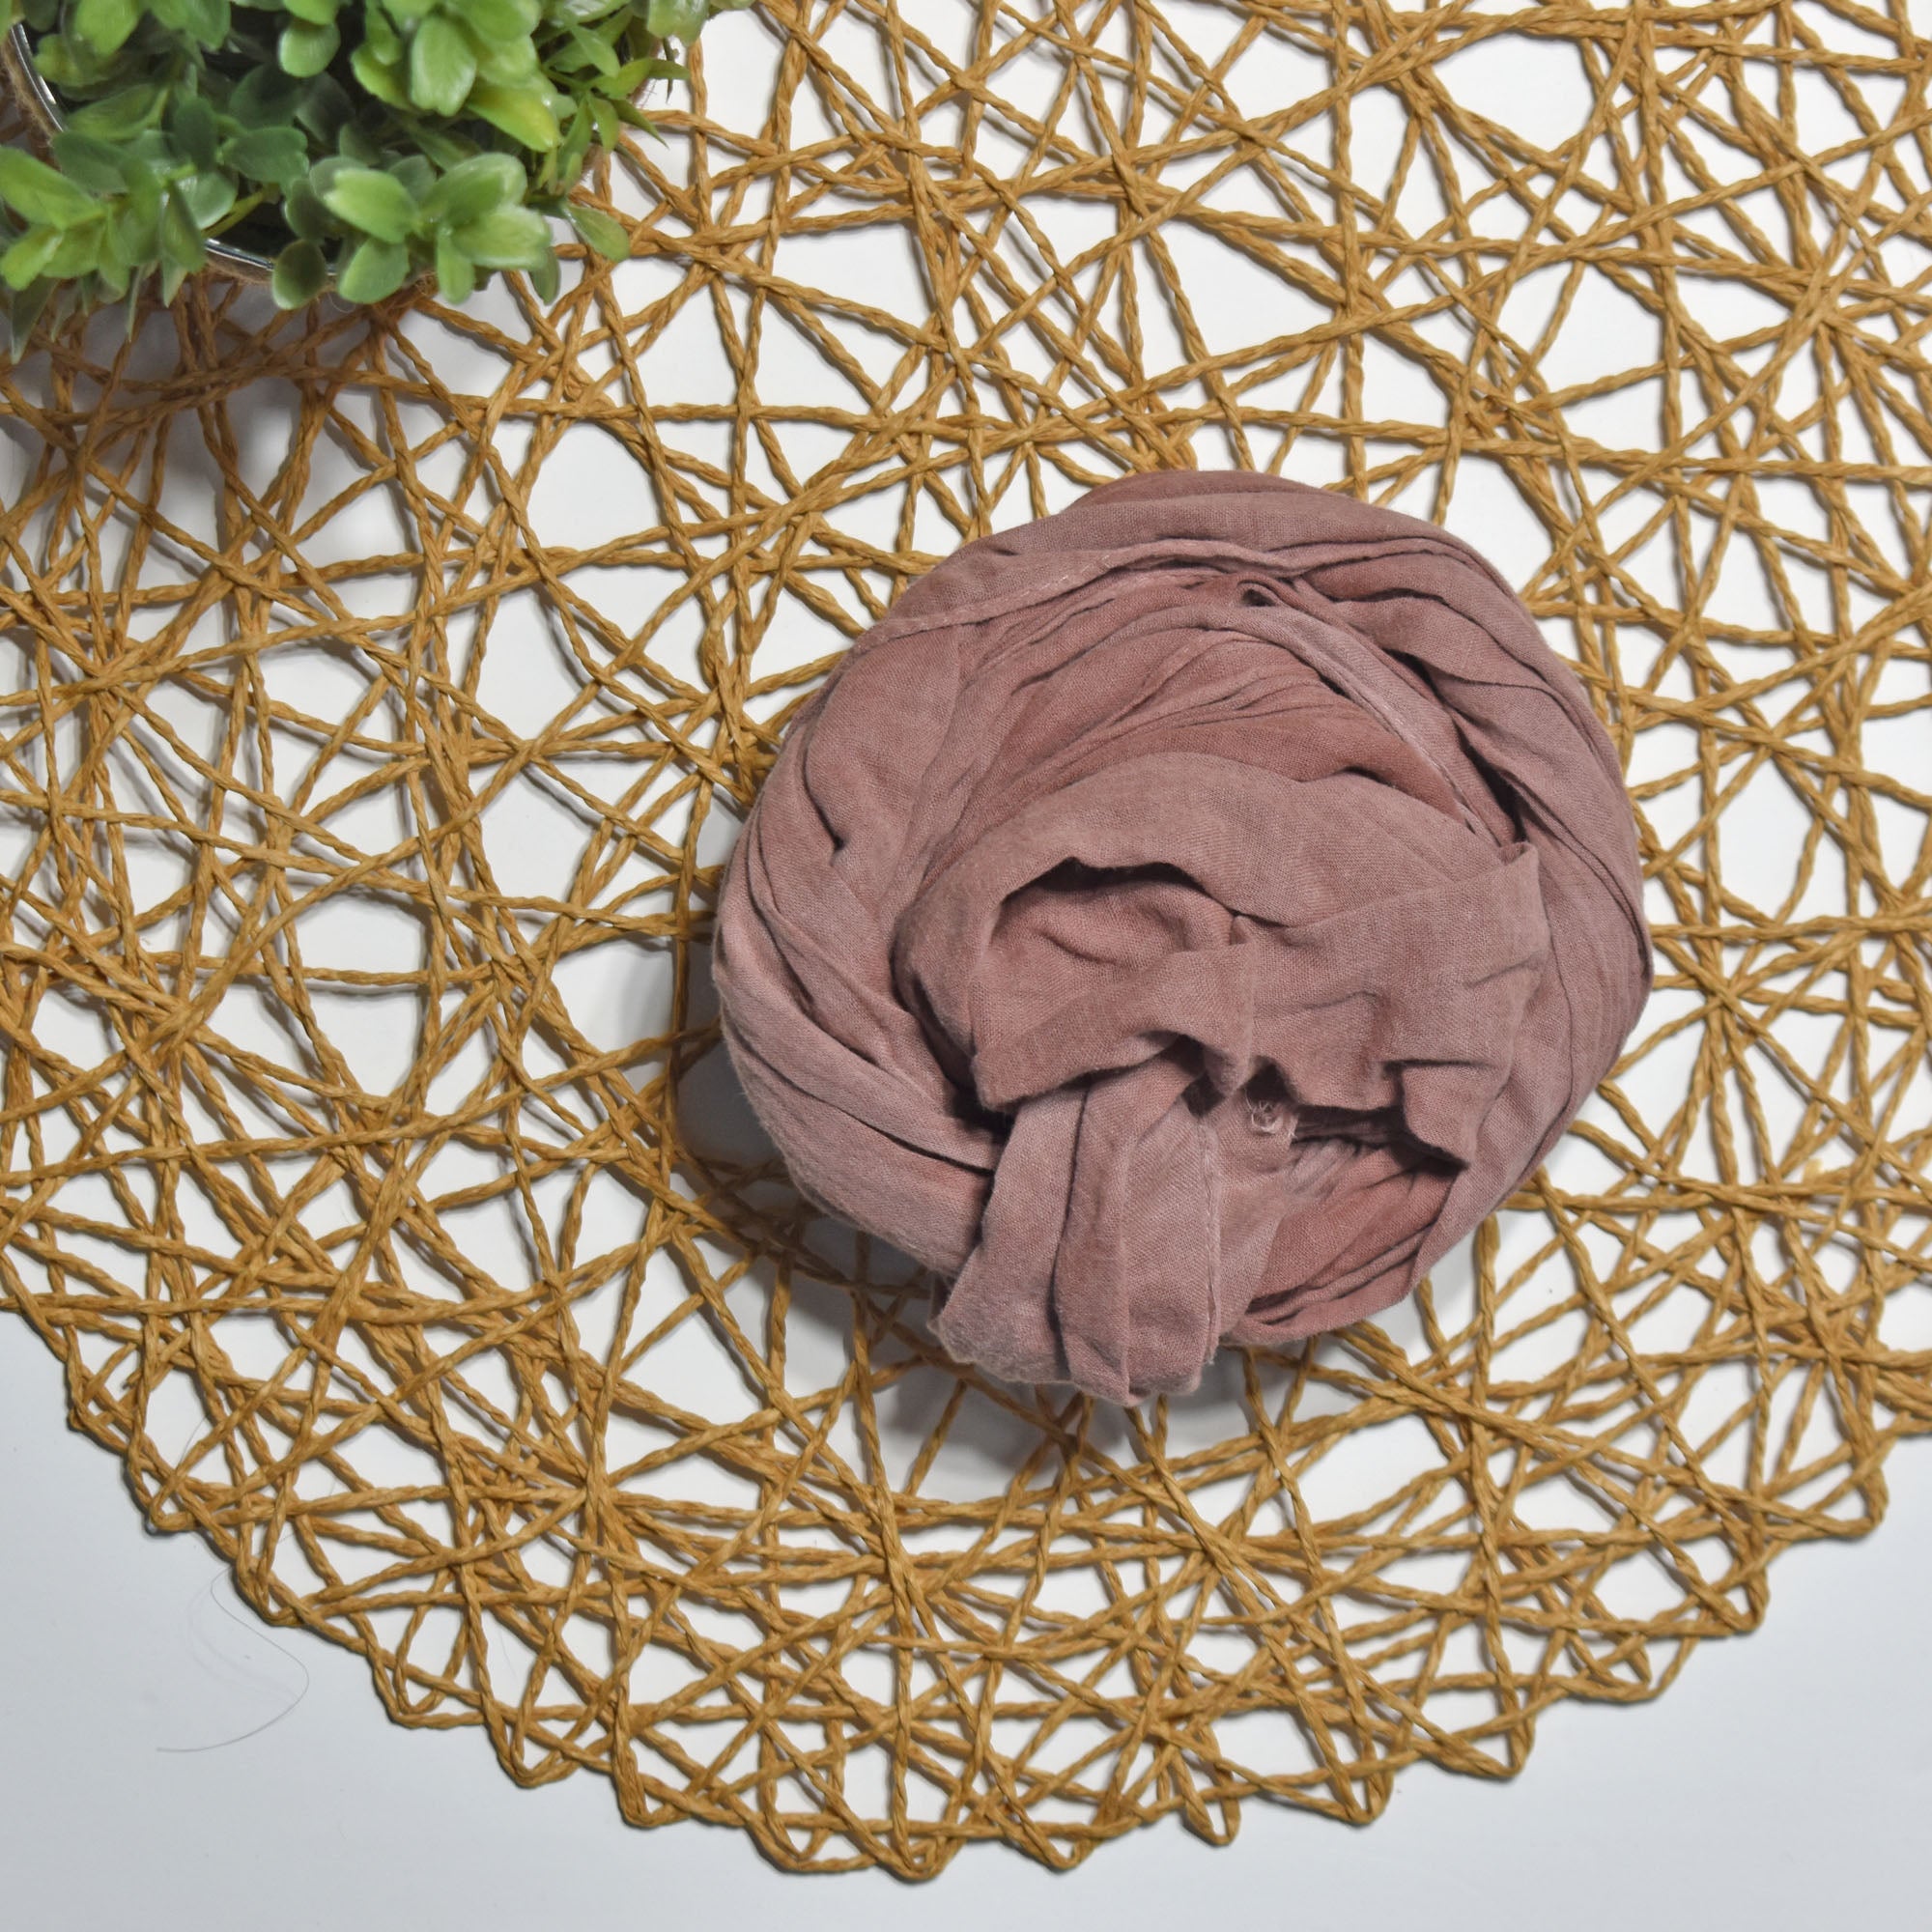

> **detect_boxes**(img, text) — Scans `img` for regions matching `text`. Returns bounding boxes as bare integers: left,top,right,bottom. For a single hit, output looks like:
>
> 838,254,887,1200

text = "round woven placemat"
2,0,1929,1878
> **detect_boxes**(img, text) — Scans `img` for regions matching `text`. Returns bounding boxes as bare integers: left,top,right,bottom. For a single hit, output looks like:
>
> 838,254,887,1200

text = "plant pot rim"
4,20,287,284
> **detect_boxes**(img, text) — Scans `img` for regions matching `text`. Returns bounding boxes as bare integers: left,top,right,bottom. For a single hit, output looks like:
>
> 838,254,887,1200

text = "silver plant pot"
3,20,282,285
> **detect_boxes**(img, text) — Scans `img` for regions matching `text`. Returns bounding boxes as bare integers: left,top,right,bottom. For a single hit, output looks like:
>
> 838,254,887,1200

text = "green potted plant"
0,0,743,346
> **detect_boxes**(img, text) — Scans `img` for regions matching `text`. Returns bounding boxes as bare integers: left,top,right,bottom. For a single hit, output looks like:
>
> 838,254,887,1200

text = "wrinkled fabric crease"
716,472,1652,1403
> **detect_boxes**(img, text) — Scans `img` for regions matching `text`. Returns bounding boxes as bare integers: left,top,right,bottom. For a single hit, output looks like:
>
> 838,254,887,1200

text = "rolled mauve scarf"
714,472,1651,1403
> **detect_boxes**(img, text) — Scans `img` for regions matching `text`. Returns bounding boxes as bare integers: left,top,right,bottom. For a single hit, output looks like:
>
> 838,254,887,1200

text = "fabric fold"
714,470,1651,1401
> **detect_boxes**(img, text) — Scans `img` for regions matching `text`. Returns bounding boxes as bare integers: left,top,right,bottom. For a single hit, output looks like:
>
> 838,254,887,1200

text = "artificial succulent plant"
0,0,743,344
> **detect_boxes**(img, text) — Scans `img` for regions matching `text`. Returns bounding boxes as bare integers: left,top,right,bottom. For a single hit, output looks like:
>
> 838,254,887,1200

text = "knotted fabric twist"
715,472,1652,1403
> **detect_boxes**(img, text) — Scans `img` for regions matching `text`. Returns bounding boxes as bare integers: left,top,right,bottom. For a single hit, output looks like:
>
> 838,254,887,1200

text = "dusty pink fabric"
714,471,1651,1403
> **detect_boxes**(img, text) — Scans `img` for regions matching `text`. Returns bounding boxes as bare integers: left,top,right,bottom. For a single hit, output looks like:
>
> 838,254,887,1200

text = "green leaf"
230,65,303,128
473,32,537,85
0,149,100,228
408,13,474,116
528,245,558,304
98,207,135,272
281,175,329,241
43,221,104,277
596,52,684,95
545,40,599,77
28,35,93,90
153,0,228,42
468,79,558,150
337,121,384,166
177,0,228,43
562,25,618,75
645,0,707,42
449,202,548,270
47,130,128,194
548,137,589,196
2,276,56,357
1,225,64,291
420,151,525,224
221,126,310,185
389,154,436,200
123,130,175,169
412,124,471,170
566,202,630,262
464,0,539,38
71,0,142,57
335,236,411,302
348,43,408,107
69,81,163,139
295,72,355,143
282,0,336,21
111,174,161,260
321,164,418,242
170,93,220,171
278,17,339,75
433,228,474,303
176,170,235,228
360,2,399,59
270,237,327,307
159,188,206,270
539,102,589,189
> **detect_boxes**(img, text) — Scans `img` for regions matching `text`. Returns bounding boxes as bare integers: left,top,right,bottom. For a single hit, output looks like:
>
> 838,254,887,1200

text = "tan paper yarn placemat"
2,0,1929,1877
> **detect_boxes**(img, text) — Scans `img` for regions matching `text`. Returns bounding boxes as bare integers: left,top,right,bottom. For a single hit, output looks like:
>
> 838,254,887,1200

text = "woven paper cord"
1,0,1929,1878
